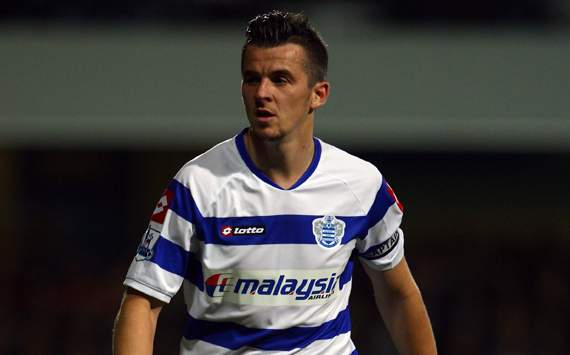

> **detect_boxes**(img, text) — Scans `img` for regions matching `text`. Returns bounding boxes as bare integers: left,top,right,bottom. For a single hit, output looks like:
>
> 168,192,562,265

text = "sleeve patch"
135,226,160,261
386,182,404,212
150,189,174,224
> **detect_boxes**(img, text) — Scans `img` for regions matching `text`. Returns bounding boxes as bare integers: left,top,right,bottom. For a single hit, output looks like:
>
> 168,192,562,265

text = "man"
113,10,437,355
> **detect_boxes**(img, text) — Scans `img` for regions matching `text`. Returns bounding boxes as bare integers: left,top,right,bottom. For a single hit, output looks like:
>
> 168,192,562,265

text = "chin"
249,125,283,142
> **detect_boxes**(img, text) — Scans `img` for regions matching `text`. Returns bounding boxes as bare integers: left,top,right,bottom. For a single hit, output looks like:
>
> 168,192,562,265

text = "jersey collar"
235,128,322,191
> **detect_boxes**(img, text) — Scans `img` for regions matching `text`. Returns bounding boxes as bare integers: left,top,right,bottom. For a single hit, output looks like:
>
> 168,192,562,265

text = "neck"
244,129,315,190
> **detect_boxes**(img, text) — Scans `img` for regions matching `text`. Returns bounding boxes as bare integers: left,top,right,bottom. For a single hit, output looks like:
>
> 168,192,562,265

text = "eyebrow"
271,69,294,78
242,70,258,78
242,69,294,78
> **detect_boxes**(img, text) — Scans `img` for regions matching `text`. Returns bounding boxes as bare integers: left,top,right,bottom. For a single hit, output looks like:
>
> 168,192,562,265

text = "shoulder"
166,136,249,216
316,139,386,212
175,136,241,179
318,139,384,187
172,136,246,197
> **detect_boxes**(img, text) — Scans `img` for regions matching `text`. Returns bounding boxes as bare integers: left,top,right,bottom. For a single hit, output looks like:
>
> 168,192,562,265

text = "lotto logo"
220,225,265,237
386,182,404,212
150,189,174,224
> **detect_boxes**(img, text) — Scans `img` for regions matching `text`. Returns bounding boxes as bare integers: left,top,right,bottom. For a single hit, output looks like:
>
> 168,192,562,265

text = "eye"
272,75,289,84
243,75,260,85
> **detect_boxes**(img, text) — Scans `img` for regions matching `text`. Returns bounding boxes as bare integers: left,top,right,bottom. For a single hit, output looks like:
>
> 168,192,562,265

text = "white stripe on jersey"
158,211,194,251
198,240,357,270
181,139,381,219
179,330,356,355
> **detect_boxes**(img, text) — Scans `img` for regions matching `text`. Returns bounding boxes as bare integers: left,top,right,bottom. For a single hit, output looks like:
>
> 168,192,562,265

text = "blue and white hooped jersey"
124,129,405,355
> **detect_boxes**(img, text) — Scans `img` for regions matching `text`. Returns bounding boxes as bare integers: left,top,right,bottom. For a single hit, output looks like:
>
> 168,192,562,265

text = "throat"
266,172,303,190
244,130,315,190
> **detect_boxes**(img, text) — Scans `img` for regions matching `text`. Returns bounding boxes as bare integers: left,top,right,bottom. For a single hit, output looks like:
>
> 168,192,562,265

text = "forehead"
242,43,308,73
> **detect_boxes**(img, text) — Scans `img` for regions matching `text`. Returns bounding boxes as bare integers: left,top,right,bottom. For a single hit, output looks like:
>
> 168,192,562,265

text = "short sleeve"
356,178,405,271
123,178,198,303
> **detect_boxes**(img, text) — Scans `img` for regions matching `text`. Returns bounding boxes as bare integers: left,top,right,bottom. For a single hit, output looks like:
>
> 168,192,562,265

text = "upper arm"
361,256,438,355
113,288,166,355
362,257,420,303
122,287,166,315
117,287,166,328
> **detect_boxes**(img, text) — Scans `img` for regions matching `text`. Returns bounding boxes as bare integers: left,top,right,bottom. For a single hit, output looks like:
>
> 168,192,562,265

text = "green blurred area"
1,26,569,150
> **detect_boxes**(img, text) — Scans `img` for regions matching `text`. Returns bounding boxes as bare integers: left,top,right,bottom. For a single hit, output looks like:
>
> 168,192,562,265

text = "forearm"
113,291,161,355
376,288,437,355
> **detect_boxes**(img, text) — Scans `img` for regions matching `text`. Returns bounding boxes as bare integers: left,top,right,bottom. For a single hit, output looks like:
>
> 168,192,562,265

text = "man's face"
241,43,328,142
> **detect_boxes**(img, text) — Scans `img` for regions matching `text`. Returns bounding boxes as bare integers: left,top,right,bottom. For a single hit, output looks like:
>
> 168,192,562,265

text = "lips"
255,109,275,118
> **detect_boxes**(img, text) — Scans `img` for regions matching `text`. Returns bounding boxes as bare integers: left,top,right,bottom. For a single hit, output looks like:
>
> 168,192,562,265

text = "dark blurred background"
1,1,569,354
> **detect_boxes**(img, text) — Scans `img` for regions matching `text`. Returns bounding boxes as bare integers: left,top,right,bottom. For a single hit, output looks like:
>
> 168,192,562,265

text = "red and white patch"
221,226,234,237
386,183,404,212
150,189,174,224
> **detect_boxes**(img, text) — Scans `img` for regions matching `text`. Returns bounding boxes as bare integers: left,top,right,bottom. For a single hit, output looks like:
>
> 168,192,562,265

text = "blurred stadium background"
1,1,569,354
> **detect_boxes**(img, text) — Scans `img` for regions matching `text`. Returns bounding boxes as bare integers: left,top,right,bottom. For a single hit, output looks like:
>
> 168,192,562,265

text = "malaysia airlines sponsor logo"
220,225,265,237
150,189,174,224
203,268,343,305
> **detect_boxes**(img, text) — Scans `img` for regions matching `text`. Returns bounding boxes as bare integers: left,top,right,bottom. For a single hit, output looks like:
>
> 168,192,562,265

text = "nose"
254,78,272,104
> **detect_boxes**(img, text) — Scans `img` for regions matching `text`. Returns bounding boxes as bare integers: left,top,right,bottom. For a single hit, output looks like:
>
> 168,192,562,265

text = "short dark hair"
242,10,328,85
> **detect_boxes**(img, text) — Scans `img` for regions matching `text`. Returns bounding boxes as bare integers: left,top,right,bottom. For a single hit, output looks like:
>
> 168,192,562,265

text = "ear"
310,81,330,110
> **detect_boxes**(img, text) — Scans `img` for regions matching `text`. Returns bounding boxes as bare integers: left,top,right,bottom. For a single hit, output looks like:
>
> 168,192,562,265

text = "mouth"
255,109,275,119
